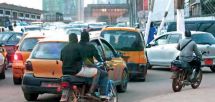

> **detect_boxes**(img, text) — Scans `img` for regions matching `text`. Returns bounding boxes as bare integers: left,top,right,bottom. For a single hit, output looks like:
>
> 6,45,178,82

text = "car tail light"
14,52,23,61
61,82,69,88
25,61,33,71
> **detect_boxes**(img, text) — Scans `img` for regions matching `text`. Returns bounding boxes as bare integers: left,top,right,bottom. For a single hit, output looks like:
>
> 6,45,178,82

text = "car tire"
0,65,5,79
13,77,22,85
210,66,215,72
117,70,128,93
24,92,39,101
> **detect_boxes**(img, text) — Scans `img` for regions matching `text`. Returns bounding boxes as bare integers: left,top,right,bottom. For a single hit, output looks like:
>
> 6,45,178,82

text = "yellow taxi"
101,27,148,81
12,32,45,84
21,35,128,101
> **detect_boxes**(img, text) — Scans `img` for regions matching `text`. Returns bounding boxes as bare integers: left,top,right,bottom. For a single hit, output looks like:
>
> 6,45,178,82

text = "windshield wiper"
198,42,212,45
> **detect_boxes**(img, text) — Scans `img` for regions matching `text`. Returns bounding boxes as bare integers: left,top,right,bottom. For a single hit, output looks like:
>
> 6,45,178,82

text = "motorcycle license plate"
41,82,60,88
204,59,213,65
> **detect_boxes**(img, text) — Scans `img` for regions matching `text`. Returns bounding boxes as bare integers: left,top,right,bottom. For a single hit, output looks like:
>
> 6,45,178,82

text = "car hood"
197,44,215,57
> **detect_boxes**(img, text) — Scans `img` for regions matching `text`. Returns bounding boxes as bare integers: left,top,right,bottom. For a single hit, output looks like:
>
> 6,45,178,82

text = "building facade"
85,4,128,24
0,3,42,25
92,0,127,4
43,0,84,22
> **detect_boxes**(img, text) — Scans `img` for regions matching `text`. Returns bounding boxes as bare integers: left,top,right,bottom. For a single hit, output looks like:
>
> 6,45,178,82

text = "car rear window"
31,42,66,59
101,30,143,51
19,38,39,51
192,33,215,45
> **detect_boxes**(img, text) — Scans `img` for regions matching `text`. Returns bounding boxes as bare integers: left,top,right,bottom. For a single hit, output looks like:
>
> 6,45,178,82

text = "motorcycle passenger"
61,33,106,98
173,30,202,80
79,31,109,99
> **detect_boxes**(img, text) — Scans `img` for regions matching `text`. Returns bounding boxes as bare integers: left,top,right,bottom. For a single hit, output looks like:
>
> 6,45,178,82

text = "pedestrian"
147,22,157,44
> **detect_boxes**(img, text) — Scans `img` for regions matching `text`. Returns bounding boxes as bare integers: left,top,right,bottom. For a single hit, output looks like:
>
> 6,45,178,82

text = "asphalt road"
0,67,214,102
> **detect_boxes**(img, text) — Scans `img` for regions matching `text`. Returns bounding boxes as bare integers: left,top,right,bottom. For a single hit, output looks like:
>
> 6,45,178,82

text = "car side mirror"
146,42,156,48
15,45,19,51
115,51,123,57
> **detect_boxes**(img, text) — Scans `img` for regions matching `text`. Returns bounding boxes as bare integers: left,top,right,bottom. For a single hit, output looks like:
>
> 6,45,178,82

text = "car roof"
0,31,23,35
102,27,139,32
24,31,46,39
39,34,101,43
165,31,210,35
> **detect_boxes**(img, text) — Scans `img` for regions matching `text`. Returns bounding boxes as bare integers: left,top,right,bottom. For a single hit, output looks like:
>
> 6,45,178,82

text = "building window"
5,11,11,15
31,15,35,19
19,13,24,17
25,14,30,18
37,16,40,19
0,10,3,14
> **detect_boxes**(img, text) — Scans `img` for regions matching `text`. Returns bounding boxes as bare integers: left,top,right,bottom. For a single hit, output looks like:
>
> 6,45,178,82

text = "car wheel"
141,66,148,82
0,65,5,79
210,66,215,72
13,77,22,85
24,92,39,101
117,70,128,93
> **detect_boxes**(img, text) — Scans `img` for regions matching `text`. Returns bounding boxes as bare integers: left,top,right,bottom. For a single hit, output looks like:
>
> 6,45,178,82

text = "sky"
0,0,92,10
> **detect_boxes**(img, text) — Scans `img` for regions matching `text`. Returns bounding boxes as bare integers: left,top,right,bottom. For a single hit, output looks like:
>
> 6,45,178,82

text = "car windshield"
31,42,66,59
19,38,40,52
101,30,143,51
192,33,215,45
0,33,12,42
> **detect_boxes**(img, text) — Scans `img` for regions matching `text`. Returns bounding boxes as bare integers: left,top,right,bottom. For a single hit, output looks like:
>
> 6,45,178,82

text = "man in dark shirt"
61,33,82,75
79,31,109,99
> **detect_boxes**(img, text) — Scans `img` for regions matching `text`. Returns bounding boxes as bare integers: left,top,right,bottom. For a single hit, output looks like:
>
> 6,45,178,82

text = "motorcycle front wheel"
172,73,183,92
191,69,203,89
109,82,118,102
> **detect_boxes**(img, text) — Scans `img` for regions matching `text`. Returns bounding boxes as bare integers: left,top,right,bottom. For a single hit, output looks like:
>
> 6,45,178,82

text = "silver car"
146,31,215,72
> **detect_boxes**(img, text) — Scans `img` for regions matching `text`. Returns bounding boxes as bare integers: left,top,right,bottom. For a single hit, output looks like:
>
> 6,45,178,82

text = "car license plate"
41,82,60,88
204,59,213,65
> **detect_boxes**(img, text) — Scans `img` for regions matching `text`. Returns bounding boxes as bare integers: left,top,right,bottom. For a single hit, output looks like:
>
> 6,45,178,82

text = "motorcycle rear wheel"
191,70,203,89
172,74,183,92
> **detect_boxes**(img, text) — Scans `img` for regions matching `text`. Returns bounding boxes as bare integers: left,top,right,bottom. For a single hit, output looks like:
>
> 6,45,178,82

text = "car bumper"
12,62,24,78
127,63,146,79
22,73,61,94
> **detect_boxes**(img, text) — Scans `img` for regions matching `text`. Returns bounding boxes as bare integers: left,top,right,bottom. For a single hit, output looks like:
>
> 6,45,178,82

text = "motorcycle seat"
61,75,91,84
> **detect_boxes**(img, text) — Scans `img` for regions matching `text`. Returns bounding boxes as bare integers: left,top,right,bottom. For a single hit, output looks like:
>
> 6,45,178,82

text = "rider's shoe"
100,95,110,100
86,93,97,97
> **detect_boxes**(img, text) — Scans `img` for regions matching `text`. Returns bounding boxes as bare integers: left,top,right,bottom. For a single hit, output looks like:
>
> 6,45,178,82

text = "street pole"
144,0,155,44
157,0,172,35
176,0,185,33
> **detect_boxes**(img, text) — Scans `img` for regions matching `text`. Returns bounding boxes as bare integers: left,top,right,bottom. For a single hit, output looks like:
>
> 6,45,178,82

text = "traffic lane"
0,68,214,102
119,68,215,102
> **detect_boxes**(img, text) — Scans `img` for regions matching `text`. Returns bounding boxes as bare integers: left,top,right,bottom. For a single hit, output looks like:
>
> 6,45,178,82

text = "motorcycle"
59,62,118,102
170,57,203,92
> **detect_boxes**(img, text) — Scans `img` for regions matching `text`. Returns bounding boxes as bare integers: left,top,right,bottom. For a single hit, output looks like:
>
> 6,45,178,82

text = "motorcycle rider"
172,30,202,80
79,31,109,99
61,33,108,99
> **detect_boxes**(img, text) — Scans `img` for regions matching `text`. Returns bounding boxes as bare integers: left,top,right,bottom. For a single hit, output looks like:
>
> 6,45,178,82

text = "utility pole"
144,0,155,44
157,0,172,35
176,0,185,33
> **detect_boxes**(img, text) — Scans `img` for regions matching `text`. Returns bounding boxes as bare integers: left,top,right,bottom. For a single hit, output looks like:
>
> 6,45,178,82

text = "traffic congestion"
1,0,215,102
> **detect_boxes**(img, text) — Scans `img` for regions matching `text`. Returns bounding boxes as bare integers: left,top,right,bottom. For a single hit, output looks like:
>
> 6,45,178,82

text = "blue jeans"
98,68,108,96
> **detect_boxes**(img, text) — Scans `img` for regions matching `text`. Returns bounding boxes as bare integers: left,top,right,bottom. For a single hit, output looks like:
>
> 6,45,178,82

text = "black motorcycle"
170,57,203,92
59,62,118,102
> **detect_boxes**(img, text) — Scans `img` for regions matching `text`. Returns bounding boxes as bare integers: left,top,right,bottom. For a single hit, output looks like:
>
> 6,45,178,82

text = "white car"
146,31,215,72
